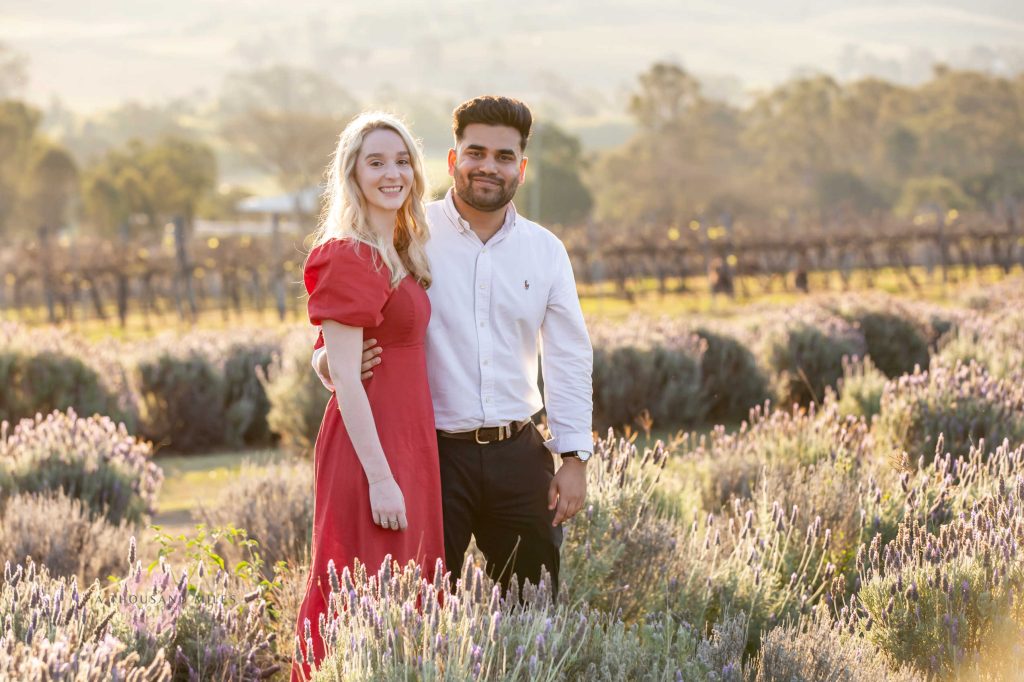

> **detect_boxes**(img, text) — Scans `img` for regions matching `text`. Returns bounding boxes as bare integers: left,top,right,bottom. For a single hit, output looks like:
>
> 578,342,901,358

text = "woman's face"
354,128,413,215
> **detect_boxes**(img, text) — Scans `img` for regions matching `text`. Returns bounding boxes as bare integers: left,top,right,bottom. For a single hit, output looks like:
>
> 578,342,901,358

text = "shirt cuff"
311,346,334,390
543,432,594,455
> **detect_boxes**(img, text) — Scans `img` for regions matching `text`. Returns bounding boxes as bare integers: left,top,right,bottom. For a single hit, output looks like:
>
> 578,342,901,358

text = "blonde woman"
292,113,443,681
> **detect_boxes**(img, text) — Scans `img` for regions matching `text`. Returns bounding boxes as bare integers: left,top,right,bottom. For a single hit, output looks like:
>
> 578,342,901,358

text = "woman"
291,113,444,681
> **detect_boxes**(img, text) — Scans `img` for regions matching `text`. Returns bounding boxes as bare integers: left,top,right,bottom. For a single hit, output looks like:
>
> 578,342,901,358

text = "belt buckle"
474,424,512,445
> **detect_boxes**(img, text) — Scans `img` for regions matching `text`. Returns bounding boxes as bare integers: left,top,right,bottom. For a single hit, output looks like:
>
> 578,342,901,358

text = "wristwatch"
560,450,592,462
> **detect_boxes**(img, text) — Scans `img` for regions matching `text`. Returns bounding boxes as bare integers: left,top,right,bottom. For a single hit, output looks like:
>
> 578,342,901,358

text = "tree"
516,124,593,226
592,62,744,228
0,43,28,99
0,100,42,236
220,65,357,214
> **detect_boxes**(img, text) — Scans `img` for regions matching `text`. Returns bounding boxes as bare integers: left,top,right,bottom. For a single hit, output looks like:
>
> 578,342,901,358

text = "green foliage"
0,409,162,526
592,342,706,430
895,176,972,216
222,341,277,448
754,308,866,408
515,123,593,226
0,349,126,428
201,460,314,576
835,355,887,421
854,442,1024,679
873,360,1024,462
0,490,133,584
753,613,922,681
832,301,931,378
135,348,227,454
261,329,330,456
694,327,773,425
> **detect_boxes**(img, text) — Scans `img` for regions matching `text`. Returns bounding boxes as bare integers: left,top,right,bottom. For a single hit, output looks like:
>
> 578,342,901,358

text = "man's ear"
518,156,528,184
447,148,457,177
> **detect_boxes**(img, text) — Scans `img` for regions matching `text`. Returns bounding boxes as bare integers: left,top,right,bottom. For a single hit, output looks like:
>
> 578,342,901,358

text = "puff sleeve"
305,239,392,331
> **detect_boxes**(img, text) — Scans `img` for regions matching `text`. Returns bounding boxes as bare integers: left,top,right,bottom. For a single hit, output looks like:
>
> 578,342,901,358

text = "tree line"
1,43,1022,321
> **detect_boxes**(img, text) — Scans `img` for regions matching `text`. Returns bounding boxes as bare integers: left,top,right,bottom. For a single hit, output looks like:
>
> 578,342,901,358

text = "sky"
3,0,1023,113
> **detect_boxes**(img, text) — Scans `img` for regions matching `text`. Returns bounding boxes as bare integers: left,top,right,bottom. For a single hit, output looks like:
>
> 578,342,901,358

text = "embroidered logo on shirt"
524,280,530,290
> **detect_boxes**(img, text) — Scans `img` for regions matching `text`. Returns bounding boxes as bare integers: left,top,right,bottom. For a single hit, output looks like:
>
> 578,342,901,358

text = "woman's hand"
369,476,408,531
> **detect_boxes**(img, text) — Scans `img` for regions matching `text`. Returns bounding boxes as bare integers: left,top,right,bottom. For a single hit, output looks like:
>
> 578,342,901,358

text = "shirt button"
483,360,489,366
479,322,486,328
479,284,486,290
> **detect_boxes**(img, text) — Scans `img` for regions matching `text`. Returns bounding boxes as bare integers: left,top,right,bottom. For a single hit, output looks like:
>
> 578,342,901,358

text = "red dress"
291,239,445,681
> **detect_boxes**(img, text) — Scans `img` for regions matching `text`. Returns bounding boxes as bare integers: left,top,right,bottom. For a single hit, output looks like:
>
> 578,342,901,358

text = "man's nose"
479,155,497,173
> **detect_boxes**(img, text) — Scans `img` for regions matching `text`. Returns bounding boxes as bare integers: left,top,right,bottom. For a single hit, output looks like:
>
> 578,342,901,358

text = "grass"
152,448,292,526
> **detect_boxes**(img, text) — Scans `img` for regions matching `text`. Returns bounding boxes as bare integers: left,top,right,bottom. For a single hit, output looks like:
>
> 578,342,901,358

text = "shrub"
936,310,1024,382
0,323,137,430
683,402,876,510
306,556,746,682
201,459,314,574
0,409,162,525
561,434,680,621
0,490,134,584
222,340,278,448
262,329,333,455
835,355,887,421
752,306,867,408
827,297,931,378
852,442,1024,679
753,613,922,681
874,360,1024,463
134,341,227,453
0,534,282,681
694,326,773,425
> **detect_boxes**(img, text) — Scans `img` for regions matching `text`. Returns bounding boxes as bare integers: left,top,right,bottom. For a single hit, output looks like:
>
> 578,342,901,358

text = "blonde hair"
309,112,431,288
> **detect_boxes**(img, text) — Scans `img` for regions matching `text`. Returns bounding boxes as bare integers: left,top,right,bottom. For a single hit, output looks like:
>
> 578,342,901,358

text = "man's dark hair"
452,96,532,151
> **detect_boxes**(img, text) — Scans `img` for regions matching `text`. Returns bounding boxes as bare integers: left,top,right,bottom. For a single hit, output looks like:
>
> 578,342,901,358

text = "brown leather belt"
437,419,532,444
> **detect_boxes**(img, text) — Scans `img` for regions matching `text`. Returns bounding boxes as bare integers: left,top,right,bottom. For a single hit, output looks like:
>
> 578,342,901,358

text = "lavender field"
1,278,1023,680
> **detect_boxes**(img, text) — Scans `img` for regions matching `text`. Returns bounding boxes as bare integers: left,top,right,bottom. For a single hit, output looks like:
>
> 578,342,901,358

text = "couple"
291,96,594,680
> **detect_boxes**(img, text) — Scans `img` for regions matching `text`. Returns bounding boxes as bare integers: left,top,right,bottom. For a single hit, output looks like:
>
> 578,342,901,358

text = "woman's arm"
322,319,406,530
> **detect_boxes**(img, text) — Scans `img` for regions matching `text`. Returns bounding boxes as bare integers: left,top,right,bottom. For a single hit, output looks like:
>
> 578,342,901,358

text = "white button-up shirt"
314,189,593,454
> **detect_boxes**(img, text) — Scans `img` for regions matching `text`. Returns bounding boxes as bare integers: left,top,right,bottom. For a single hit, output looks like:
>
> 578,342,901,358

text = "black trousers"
437,422,563,598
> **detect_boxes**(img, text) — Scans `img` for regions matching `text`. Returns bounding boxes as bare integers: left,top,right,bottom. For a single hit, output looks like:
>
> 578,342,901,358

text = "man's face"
447,124,528,212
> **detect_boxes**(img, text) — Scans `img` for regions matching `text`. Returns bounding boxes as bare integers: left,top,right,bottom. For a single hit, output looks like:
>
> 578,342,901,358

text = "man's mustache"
469,173,504,186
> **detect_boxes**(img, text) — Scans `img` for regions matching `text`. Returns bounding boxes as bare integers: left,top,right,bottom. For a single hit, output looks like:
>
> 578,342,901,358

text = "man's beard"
454,172,519,212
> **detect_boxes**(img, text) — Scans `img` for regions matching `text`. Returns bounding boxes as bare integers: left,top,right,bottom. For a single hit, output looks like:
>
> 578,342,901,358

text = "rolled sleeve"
539,242,594,454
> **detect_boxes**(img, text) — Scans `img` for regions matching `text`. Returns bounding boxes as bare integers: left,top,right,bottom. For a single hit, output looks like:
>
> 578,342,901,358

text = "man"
313,96,593,596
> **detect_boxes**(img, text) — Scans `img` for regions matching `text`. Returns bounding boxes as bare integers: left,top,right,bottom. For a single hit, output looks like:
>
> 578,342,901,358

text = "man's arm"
540,243,594,526
312,338,383,390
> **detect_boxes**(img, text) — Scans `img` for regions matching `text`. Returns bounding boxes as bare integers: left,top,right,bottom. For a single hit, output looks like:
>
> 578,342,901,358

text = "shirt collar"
442,187,518,237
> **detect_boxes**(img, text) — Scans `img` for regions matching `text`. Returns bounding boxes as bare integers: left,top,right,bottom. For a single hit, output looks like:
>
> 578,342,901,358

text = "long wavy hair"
309,112,431,288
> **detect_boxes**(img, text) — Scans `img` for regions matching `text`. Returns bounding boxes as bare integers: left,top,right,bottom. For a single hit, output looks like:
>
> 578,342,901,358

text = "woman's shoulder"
308,238,385,272
305,238,390,288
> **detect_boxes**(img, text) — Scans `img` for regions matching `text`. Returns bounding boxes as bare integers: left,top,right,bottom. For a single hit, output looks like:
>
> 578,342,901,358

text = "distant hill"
4,0,1023,114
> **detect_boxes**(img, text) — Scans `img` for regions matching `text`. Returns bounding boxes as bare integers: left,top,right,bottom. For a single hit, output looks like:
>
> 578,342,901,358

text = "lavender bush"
0,532,283,681
874,359,1024,463
0,323,138,430
261,329,331,456
201,460,314,575
834,355,887,421
750,306,867,408
827,296,931,378
0,409,162,525
850,440,1024,679
304,556,746,682
753,612,921,681
0,490,134,584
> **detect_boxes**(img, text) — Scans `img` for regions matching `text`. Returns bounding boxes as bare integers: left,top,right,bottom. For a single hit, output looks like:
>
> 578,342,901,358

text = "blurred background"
2,0,1023,331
